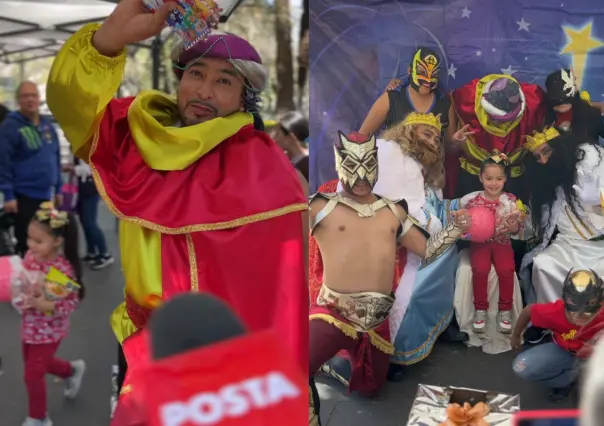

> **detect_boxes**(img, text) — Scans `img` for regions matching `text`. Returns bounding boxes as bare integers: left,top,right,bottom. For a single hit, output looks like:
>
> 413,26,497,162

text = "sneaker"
90,254,115,270
548,384,573,402
525,326,551,344
64,359,86,399
22,418,52,426
82,254,98,263
472,310,488,334
497,311,513,334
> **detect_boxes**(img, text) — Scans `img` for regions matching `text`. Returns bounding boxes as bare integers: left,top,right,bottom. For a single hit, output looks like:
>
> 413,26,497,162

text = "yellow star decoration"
561,21,604,88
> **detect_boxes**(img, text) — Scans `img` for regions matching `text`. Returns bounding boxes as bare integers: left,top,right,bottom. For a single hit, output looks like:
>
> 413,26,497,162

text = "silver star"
517,17,530,32
524,56,528,60
476,50,482,57
501,65,517,75
448,63,457,78
322,111,328,117
461,7,471,18
492,48,496,52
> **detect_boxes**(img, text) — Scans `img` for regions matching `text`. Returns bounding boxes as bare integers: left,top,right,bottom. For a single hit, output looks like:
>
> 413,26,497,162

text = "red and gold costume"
46,23,308,407
445,74,548,198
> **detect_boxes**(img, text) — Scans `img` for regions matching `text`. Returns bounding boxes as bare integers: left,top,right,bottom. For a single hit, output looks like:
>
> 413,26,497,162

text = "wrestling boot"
320,356,351,388
472,310,488,334
496,311,513,334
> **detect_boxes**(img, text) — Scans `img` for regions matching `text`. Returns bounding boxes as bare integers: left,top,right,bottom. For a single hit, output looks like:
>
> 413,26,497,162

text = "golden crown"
402,112,442,133
524,126,561,152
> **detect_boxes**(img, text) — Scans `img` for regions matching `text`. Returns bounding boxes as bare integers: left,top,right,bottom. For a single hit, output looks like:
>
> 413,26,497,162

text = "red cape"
94,97,308,419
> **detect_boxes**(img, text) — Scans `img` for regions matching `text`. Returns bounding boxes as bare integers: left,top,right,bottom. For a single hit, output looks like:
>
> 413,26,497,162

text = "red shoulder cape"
92,97,306,229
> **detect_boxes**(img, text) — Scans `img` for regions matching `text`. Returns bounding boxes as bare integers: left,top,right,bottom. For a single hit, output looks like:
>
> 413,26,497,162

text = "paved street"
0,203,575,425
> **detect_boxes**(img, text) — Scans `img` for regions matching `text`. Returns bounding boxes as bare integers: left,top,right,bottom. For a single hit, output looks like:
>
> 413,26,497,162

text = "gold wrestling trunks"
316,284,395,332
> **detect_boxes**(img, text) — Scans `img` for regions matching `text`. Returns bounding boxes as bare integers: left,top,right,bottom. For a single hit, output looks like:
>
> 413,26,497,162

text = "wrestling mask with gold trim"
334,132,378,191
410,48,440,92
562,269,604,316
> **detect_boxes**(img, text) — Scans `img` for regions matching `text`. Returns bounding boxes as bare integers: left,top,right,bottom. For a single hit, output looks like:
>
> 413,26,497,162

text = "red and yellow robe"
309,179,406,391
47,24,309,400
445,74,548,197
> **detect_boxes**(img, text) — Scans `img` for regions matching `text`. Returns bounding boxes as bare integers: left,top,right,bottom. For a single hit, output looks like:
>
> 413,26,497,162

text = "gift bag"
143,0,222,49
406,384,520,426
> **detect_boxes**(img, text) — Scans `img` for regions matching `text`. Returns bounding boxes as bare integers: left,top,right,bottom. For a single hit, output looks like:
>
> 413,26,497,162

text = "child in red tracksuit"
12,203,86,426
463,154,525,335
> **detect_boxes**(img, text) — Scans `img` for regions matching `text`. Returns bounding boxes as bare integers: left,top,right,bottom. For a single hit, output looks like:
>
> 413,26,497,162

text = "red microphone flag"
133,330,307,426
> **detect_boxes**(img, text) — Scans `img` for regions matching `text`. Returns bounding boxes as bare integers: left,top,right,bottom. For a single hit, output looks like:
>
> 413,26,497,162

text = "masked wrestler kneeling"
308,132,471,422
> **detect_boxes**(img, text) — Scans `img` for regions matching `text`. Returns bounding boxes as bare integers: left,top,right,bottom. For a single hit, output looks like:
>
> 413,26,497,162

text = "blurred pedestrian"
0,82,63,256
275,111,309,181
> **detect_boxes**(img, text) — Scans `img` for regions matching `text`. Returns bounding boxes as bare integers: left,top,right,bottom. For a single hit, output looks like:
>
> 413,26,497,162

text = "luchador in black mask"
545,68,578,107
562,269,604,316
409,48,441,92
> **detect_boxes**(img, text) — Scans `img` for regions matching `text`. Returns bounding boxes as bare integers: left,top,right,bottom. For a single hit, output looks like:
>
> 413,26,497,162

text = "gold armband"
425,222,463,263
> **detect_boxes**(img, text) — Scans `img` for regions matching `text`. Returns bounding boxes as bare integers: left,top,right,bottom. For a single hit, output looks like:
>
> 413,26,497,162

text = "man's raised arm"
46,24,126,161
46,0,175,161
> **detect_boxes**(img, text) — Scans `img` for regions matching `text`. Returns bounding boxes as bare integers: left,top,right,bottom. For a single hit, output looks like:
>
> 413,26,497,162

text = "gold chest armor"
309,192,424,238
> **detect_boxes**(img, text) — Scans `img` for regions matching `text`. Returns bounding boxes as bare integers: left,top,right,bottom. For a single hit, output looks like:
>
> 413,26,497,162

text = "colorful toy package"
42,266,80,302
143,0,222,49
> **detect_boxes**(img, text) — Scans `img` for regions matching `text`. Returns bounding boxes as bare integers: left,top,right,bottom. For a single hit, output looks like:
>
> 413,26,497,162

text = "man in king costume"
446,74,550,202
308,130,469,423
45,0,309,414
368,112,469,365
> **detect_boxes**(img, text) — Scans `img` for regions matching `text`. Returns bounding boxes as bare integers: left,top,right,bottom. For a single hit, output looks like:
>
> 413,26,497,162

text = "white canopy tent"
0,0,245,65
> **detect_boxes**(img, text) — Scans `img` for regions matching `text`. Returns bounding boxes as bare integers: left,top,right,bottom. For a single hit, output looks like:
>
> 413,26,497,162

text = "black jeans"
14,194,46,257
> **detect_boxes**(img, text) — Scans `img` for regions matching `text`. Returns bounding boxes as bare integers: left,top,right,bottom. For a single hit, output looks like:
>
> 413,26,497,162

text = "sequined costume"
446,74,549,200
46,24,308,409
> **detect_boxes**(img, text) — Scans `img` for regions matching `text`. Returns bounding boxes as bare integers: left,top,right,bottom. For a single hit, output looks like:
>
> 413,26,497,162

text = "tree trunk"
274,0,294,113
297,0,309,109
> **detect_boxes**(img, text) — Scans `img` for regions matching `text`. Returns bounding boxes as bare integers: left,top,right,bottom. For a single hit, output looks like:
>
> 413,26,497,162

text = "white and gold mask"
334,132,378,188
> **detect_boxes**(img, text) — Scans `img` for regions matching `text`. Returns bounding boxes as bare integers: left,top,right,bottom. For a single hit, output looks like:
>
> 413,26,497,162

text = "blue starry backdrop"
309,0,604,191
